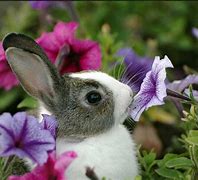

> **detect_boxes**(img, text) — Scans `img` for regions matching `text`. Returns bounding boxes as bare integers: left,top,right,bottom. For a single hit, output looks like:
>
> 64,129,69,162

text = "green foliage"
137,90,198,179
0,3,39,39
0,157,28,180
0,88,20,111
17,96,38,109
97,28,123,74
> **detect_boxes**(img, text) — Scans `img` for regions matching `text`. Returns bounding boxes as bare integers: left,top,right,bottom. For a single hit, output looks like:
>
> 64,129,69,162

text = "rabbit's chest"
56,125,139,180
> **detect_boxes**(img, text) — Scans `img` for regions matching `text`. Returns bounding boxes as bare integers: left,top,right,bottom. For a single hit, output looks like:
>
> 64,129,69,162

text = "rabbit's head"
3,33,133,139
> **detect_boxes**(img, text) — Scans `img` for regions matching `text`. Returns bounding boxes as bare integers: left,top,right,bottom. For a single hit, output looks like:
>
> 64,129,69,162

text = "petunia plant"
0,112,56,165
0,112,77,180
129,55,173,121
118,48,191,122
36,21,101,74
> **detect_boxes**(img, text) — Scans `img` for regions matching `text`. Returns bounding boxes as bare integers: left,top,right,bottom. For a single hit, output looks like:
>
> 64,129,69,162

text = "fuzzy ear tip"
2,32,18,51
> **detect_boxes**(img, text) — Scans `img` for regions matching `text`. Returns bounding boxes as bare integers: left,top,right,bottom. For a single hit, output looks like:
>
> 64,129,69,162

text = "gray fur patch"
48,75,115,139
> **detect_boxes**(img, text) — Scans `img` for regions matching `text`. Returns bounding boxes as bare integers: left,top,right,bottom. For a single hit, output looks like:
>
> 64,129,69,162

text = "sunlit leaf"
155,168,183,179
157,154,179,167
185,137,198,146
189,130,198,137
165,157,193,169
17,96,38,109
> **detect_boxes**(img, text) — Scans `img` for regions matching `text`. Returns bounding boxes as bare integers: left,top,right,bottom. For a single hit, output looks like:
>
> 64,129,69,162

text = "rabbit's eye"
86,91,102,105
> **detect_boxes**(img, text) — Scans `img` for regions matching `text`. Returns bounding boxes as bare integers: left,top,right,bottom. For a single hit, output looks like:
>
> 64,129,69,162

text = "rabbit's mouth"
127,98,134,112
121,104,133,121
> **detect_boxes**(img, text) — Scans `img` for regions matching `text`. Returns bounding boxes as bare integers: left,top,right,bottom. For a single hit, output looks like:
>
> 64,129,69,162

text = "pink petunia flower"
0,43,19,90
8,151,77,180
36,21,101,74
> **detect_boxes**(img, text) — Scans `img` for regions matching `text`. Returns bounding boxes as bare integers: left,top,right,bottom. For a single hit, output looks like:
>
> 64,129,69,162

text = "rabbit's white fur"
40,71,139,180
57,125,138,180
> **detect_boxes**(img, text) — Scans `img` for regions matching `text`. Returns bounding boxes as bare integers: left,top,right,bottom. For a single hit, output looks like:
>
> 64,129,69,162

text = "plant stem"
167,89,191,101
63,1,79,22
2,156,15,174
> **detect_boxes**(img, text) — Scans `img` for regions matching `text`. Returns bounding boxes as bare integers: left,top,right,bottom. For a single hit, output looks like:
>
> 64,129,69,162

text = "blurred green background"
0,1,198,113
0,1,198,68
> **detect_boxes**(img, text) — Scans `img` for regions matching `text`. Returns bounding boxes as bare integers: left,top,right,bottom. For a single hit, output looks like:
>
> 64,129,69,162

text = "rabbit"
3,33,139,180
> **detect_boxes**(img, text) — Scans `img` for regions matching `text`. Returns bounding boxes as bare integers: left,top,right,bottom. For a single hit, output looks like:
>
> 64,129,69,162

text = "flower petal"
0,43,5,61
54,21,78,45
77,40,101,70
167,74,198,92
0,44,19,90
192,27,198,39
0,112,55,165
41,114,57,138
36,32,60,61
55,151,77,179
118,48,152,92
29,1,51,10
8,151,77,180
130,56,173,121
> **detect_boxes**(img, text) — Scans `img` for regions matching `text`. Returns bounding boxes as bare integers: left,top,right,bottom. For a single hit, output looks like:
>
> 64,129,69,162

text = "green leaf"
189,130,198,137
134,175,142,180
0,88,20,111
165,157,193,169
155,168,183,179
185,137,198,146
143,151,156,167
157,154,178,167
17,96,38,109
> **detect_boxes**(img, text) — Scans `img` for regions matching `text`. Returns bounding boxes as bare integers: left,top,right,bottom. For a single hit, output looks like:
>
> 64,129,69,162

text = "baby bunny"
3,33,139,180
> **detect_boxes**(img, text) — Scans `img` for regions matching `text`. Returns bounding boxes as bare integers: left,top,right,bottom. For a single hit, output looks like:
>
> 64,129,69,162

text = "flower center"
15,140,23,149
49,176,57,180
56,45,82,73
68,51,81,64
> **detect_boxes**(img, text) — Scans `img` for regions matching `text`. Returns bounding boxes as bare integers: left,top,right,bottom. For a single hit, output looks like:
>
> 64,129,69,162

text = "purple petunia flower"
130,56,173,121
192,27,198,39
29,1,52,10
167,74,198,101
117,48,152,93
0,112,56,165
167,74,198,93
41,114,57,138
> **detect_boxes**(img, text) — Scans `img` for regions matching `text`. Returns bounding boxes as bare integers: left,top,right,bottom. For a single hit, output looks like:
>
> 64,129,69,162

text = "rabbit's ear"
3,33,62,102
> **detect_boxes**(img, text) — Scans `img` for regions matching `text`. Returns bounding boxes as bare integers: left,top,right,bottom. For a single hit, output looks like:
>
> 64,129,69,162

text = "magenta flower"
8,151,77,180
117,48,152,93
0,112,56,165
36,21,101,74
130,56,174,121
0,43,19,90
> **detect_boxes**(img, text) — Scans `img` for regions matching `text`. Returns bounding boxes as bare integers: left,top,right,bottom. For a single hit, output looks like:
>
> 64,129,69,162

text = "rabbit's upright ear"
3,33,62,103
